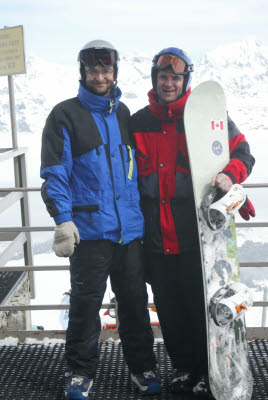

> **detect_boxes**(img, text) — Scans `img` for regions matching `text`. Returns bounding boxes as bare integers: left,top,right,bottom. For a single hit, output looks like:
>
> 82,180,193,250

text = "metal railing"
0,128,268,341
0,179,268,340
0,149,35,300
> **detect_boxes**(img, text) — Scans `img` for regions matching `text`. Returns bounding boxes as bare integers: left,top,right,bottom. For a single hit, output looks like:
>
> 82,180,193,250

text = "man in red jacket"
130,47,255,397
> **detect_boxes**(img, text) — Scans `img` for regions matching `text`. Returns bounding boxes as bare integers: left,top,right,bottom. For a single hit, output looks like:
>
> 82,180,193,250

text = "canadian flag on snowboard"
211,119,224,131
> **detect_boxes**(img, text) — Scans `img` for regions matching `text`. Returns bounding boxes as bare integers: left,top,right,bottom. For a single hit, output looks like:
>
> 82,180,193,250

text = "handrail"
0,187,40,192
1,223,267,233
0,301,266,312
0,227,54,232
0,265,70,271
240,262,268,268
0,304,115,311
236,222,268,228
0,262,267,272
0,182,267,193
243,183,268,188
0,147,35,300
0,176,267,337
0,147,28,162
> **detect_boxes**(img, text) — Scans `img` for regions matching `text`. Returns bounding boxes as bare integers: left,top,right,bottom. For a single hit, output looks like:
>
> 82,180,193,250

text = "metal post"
7,75,18,149
18,153,35,300
7,73,35,325
8,74,20,190
11,152,35,300
115,300,119,329
261,286,268,327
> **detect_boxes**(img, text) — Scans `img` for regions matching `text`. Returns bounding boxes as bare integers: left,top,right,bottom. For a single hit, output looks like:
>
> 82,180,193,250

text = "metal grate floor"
0,340,267,400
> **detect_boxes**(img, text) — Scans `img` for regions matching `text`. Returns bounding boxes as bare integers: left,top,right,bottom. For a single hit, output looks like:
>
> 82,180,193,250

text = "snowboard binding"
210,281,253,327
201,184,246,231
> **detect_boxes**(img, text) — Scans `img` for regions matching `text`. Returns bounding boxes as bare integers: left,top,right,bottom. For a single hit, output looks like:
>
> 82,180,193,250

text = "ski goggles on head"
154,53,192,75
79,49,117,67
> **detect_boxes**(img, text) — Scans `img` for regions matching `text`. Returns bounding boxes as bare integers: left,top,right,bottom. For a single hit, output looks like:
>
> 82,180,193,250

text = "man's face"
85,64,114,96
156,69,185,104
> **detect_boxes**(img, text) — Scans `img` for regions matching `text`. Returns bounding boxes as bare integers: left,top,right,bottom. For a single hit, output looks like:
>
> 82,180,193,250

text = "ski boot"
131,369,162,394
170,370,194,393
193,374,214,398
65,375,93,400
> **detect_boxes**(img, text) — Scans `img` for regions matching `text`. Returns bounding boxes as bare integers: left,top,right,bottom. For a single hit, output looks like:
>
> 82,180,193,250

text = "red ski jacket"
130,88,255,255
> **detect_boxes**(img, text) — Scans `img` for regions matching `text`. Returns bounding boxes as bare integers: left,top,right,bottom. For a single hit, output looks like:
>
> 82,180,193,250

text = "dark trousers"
147,250,208,377
65,239,156,378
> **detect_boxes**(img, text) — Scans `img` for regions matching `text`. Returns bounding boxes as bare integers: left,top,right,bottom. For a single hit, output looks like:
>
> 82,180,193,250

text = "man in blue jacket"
40,40,160,400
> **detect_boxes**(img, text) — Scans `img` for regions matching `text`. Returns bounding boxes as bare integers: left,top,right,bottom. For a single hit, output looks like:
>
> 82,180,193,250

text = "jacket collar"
148,88,191,120
78,83,121,114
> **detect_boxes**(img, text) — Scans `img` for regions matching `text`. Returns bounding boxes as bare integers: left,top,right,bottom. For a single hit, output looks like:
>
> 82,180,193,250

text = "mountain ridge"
0,37,268,136
0,37,267,181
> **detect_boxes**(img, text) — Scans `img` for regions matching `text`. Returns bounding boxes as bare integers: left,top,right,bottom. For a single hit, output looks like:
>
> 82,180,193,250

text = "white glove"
211,173,233,193
53,221,80,257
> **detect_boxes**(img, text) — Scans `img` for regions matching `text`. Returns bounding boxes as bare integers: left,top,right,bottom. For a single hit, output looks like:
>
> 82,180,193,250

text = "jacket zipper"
135,148,149,169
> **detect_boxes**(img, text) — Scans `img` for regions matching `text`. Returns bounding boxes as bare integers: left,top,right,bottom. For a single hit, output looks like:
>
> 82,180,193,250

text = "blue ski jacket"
40,84,144,244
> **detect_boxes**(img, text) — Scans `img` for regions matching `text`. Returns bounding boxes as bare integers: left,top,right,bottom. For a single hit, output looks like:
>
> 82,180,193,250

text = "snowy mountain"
0,38,267,210
0,38,267,136
1,38,267,330
0,56,78,137
193,38,268,92
0,37,267,215
193,38,268,146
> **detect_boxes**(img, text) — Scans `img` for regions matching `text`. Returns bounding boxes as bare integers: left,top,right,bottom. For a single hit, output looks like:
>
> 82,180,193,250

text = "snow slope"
0,37,267,187
1,38,268,329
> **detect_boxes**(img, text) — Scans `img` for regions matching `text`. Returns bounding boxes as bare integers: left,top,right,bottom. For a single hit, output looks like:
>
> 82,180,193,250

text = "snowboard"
184,81,253,400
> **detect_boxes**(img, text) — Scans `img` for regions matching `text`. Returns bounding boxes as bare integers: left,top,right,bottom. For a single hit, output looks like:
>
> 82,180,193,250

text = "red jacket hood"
148,88,191,120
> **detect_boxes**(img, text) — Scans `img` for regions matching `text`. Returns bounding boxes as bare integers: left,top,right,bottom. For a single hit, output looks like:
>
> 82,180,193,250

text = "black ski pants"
146,249,208,377
65,239,156,378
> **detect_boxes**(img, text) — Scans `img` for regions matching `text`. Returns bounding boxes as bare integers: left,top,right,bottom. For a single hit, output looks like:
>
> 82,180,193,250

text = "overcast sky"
1,0,268,65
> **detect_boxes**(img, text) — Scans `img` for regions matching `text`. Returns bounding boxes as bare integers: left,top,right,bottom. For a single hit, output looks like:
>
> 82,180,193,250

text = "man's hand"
53,221,80,257
211,173,233,193
239,198,256,221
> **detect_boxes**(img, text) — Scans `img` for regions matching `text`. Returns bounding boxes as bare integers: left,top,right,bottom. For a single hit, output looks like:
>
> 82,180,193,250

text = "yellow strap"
127,145,133,180
119,230,123,244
